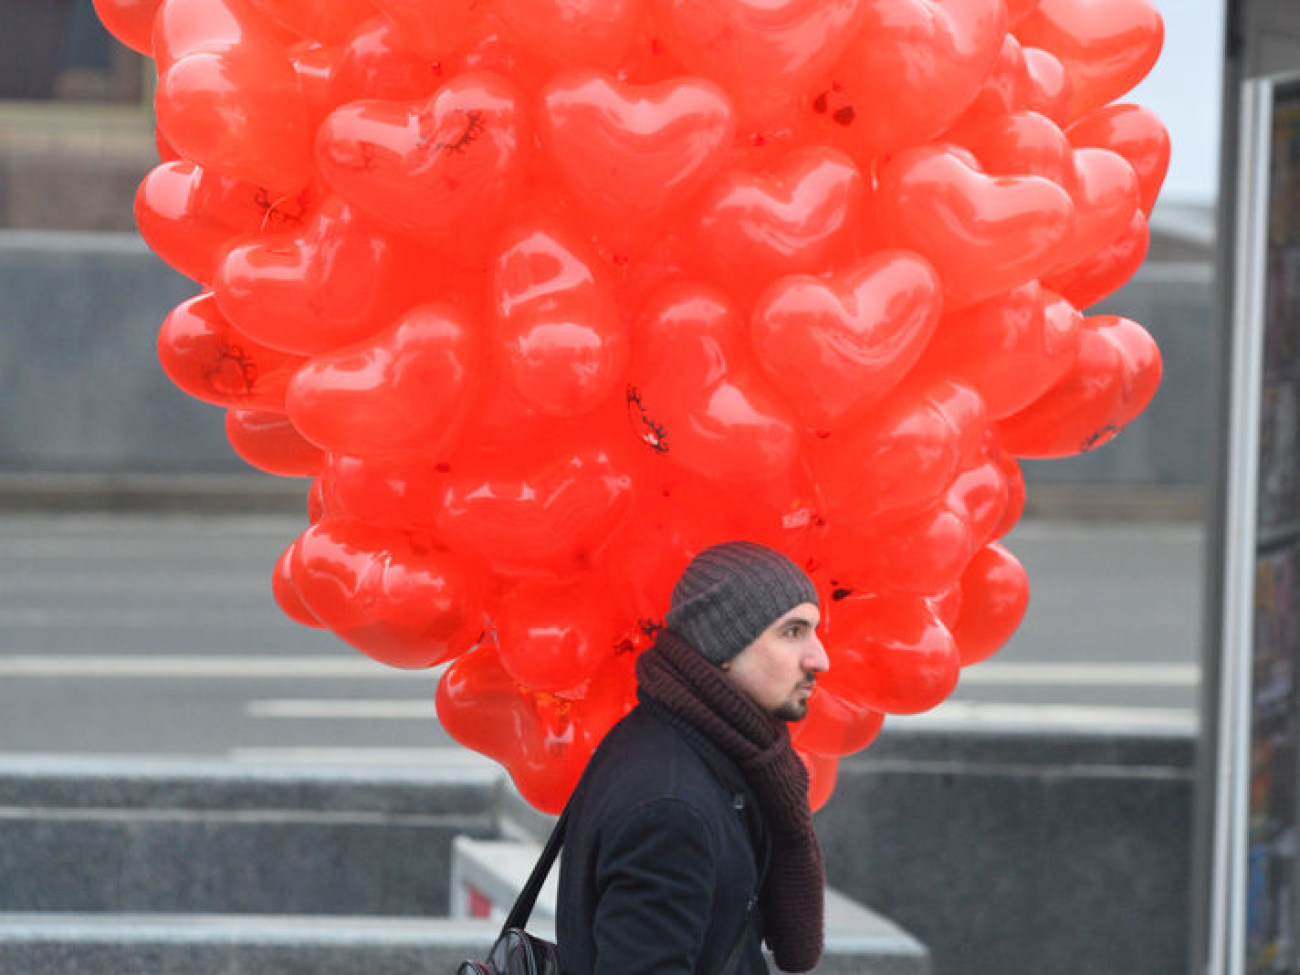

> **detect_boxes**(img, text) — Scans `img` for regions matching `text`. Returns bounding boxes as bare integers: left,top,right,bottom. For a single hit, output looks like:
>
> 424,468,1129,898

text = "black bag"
455,802,755,975
455,806,568,975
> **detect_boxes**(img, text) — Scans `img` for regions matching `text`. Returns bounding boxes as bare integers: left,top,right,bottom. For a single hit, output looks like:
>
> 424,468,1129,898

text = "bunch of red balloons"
97,0,1167,812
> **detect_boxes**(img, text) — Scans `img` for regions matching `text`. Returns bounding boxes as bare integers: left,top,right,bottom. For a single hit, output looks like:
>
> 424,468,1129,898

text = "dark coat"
556,700,771,975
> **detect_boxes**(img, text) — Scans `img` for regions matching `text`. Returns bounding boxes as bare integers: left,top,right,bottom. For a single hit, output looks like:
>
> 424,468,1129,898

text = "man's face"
723,603,829,721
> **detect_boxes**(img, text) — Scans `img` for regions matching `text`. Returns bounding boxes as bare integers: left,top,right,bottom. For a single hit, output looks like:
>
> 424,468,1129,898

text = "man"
556,541,830,974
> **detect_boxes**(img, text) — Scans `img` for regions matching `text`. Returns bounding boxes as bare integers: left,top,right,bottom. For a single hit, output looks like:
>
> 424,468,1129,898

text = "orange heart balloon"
291,517,487,668
876,146,1073,308
1014,0,1163,121
751,249,942,433
287,302,484,456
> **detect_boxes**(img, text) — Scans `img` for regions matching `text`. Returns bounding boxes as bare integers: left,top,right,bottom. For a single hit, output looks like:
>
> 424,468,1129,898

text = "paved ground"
0,511,1206,766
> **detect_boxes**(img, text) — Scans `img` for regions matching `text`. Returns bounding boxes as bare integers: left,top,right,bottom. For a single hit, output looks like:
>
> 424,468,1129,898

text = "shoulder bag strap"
500,805,569,935
719,907,756,975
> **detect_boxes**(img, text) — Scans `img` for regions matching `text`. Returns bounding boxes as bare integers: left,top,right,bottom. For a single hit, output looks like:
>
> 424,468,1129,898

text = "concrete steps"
0,756,930,974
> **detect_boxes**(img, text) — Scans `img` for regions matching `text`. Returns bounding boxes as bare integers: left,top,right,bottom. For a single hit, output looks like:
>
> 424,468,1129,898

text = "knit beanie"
664,541,819,665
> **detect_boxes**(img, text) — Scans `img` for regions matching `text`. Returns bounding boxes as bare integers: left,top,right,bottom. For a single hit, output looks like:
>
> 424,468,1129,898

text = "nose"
806,633,830,674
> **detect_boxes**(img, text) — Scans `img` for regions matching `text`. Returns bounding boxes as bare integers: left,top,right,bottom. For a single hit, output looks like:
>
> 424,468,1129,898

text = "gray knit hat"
664,541,819,665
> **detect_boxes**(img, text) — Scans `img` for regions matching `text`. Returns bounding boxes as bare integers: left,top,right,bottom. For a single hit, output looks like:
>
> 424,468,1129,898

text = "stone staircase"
0,756,930,974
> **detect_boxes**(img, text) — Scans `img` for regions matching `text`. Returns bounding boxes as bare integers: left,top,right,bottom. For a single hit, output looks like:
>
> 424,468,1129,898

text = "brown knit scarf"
635,628,824,973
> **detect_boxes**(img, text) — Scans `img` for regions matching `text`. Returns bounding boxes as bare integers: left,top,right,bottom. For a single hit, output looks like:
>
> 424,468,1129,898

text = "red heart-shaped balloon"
152,0,287,69
629,283,800,484
245,0,376,43
817,496,976,596
694,145,867,291
811,378,987,526
156,46,315,194
317,71,526,257
318,454,451,530
287,302,483,456
946,110,1073,186
656,0,866,110
272,540,324,629
540,71,736,234
794,687,885,757
368,0,477,60
1067,102,1170,214
497,0,646,69
942,34,1031,137
495,576,623,693
436,644,636,813
807,0,1006,155
1042,208,1148,309
1015,0,1163,121
291,517,486,669
158,293,305,412
135,160,314,284
215,196,427,355
913,283,1082,419
326,14,446,105
950,542,1029,666
1049,147,1140,274
948,449,1012,546
93,0,160,54
491,220,629,417
751,249,942,433
1021,45,1073,123
224,409,325,476
820,592,960,714
876,146,1074,307
435,449,637,579
994,314,1161,457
